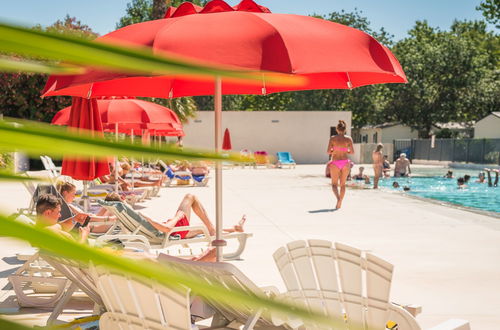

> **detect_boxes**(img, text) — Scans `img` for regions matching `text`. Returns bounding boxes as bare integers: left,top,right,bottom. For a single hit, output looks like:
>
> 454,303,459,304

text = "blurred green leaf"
0,57,84,74
0,118,246,162
0,317,46,330
0,22,302,86
0,171,44,181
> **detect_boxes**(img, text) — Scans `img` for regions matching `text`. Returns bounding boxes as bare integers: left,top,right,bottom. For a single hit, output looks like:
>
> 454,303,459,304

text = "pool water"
379,175,500,213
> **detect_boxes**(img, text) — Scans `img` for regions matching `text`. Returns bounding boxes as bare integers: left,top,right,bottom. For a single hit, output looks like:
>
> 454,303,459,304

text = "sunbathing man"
35,194,89,243
139,193,246,239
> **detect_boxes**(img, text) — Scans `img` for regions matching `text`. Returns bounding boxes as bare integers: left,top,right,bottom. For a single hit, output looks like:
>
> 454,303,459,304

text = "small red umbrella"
52,97,184,136
222,128,232,150
62,97,110,181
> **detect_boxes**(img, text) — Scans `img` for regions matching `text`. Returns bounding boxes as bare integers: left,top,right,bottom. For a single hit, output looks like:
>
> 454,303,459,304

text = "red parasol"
222,128,232,151
61,97,110,181
52,97,184,136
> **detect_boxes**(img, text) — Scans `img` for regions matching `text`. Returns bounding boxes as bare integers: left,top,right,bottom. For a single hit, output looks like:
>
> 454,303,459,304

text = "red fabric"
222,128,232,150
42,0,406,99
61,97,111,181
52,98,184,136
174,214,190,239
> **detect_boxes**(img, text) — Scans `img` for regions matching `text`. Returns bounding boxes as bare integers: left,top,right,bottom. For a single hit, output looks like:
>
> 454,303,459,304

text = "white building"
182,111,351,164
474,112,500,139
352,123,418,144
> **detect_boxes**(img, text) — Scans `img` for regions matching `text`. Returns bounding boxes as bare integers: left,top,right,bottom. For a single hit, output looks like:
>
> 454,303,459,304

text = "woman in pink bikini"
327,120,354,209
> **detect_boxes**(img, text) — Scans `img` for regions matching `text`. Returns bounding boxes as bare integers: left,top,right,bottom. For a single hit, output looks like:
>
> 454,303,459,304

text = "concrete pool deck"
0,164,499,328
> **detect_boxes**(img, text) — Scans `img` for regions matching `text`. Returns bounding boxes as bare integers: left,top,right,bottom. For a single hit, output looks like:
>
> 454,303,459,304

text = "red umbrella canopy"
42,0,406,99
61,97,111,181
222,128,232,150
52,97,184,135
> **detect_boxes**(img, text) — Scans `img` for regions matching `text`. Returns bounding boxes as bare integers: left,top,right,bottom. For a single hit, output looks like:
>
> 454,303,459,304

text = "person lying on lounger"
139,193,246,239
35,194,89,243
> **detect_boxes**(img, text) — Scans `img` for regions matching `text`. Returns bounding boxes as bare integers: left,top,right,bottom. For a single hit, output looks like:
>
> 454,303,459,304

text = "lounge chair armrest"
427,319,470,330
259,285,281,298
403,304,422,317
95,234,152,250
391,302,422,317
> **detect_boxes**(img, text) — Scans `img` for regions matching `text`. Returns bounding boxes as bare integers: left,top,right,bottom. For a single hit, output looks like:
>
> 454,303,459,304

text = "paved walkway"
1,165,499,328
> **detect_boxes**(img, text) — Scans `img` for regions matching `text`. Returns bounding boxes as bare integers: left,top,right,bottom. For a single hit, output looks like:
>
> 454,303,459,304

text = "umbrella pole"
115,123,119,193
213,76,226,262
131,130,134,192
83,180,89,212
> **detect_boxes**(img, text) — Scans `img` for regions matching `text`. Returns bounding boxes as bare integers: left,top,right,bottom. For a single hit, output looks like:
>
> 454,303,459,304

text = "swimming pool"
379,175,500,213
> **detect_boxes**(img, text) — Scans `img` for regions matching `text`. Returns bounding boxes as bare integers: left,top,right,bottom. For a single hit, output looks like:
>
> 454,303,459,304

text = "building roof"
358,122,401,129
491,112,500,119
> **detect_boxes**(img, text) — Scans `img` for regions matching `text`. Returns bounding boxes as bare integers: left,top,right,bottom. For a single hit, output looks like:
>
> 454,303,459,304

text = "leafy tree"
0,16,98,122
477,0,500,28
118,0,207,28
384,20,499,137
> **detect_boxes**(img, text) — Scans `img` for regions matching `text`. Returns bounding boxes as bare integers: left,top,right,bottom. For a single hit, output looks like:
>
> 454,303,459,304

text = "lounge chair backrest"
97,200,163,239
92,265,192,330
157,254,278,328
273,240,394,330
31,184,73,221
42,254,103,306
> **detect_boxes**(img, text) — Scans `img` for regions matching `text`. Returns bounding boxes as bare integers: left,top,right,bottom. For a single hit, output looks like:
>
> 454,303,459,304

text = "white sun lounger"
91,264,194,330
157,254,293,329
273,240,470,330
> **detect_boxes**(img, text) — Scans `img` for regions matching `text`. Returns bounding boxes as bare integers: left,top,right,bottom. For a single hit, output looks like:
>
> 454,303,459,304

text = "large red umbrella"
42,0,405,98
52,97,184,136
42,0,406,260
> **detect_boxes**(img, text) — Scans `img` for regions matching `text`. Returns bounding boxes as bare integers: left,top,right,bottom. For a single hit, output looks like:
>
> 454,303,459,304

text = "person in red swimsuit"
326,120,355,209
140,194,246,239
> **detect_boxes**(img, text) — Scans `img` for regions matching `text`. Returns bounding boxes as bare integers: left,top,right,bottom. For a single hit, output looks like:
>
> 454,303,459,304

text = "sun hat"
400,153,407,158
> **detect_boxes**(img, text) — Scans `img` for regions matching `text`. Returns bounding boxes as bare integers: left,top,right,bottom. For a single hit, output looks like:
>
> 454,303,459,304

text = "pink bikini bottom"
329,159,351,170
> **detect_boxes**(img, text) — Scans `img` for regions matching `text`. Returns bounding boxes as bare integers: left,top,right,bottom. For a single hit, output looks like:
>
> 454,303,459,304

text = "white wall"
182,111,351,164
381,125,418,143
475,115,500,138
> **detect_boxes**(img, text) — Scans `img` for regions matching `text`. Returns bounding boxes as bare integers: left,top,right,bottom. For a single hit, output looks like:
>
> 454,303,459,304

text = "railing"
394,138,500,165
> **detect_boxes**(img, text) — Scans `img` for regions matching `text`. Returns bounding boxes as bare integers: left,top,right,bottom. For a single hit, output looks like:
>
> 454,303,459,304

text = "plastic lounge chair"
276,152,296,169
41,254,105,325
239,149,256,168
273,240,470,330
157,160,194,186
91,264,193,330
192,174,209,187
253,151,273,169
157,254,293,329
97,200,252,260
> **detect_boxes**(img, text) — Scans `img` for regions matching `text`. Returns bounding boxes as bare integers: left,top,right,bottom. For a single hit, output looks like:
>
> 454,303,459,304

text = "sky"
0,0,491,41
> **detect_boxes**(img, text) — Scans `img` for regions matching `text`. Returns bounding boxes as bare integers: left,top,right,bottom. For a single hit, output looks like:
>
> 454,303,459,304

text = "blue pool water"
379,176,500,213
